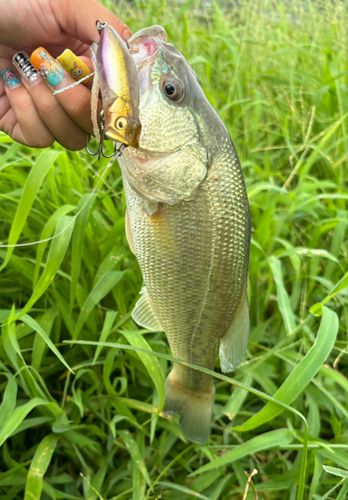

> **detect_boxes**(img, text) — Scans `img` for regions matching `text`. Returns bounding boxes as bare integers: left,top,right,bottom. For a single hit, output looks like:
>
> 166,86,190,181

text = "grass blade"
20,314,73,373
337,480,348,500
120,330,165,414
310,269,348,316
70,194,96,311
233,306,338,432
158,481,212,500
190,428,293,475
31,307,58,371
17,216,75,318
0,374,17,423
0,150,61,271
118,430,151,487
0,398,50,446
269,256,296,332
93,310,117,364
33,205,75,288
25,434,59,500
223,373,253,421
323,466,348,479
73,271,124,339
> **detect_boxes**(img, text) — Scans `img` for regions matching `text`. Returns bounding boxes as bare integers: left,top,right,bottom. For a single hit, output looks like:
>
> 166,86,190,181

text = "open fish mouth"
127,25,183,98
128,25,168,64
128,28,164,97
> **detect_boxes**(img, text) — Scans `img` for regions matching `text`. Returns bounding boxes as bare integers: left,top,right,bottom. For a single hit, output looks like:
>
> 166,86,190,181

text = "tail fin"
163,371,215,444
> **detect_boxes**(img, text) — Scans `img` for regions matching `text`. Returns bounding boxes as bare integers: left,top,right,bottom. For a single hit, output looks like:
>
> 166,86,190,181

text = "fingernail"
0,67,21,89
12,51,41,87
57,49,91,83
30,47,65,87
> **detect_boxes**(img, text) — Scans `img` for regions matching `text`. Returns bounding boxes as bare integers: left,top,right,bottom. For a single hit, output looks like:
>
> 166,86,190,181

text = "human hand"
0,0,132,150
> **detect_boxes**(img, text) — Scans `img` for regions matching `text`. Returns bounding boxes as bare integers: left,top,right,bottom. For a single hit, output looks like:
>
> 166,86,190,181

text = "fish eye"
115,116,129,130
162,78,182,101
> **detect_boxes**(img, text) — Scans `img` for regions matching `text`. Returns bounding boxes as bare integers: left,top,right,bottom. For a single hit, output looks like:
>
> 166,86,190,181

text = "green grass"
0,0,348,498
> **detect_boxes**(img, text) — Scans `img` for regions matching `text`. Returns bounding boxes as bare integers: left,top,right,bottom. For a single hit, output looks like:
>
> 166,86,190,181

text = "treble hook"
86,109,126,161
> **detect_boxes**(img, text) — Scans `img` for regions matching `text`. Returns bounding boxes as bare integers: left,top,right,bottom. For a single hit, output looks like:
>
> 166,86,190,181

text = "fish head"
120,26,228,204
96,24,141,148
128,25,227,151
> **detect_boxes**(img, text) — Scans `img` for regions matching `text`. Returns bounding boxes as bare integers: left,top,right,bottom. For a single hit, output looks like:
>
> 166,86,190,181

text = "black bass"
100,25,251,443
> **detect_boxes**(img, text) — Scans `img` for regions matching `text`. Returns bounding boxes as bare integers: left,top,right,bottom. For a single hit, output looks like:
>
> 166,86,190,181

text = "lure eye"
163,78,182,101
115,116,129,130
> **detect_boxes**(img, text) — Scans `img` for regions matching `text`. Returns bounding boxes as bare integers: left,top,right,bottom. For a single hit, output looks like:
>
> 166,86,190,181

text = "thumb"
51,0,133,44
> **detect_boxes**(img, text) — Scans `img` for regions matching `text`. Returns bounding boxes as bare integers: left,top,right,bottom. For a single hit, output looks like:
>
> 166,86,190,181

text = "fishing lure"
49,19,140,162
92,20,141,148
85,20,141,160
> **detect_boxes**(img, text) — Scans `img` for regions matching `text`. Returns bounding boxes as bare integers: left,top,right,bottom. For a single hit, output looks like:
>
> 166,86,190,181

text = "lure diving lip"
94,22,141,149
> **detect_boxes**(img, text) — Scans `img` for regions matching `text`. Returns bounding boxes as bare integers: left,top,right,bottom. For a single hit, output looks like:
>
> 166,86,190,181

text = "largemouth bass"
100,25,251,443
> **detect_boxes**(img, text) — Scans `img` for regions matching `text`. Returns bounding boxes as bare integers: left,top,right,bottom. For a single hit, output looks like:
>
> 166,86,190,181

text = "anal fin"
219,289,250,373
132,288,163,331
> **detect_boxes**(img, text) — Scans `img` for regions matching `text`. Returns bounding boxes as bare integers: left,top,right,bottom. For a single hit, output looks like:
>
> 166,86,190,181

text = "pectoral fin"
132,288,163,331
219,290,249,373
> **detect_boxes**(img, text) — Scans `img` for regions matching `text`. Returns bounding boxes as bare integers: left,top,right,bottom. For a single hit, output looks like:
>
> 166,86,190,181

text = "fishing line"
52,72,95,95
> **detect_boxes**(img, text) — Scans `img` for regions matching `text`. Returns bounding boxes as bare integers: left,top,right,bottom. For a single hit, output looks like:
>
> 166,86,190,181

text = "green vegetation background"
0,0,347,498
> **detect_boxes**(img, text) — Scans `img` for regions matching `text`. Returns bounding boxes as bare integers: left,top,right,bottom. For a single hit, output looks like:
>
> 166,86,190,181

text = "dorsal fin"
132,288,163,331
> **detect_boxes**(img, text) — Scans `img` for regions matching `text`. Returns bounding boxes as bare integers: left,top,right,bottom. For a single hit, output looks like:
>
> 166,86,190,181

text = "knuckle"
39,97,60,118
68,95,90,119
26,129,55,148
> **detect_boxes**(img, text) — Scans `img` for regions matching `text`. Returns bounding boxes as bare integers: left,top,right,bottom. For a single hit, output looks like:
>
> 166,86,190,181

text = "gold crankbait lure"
92,21,141,149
